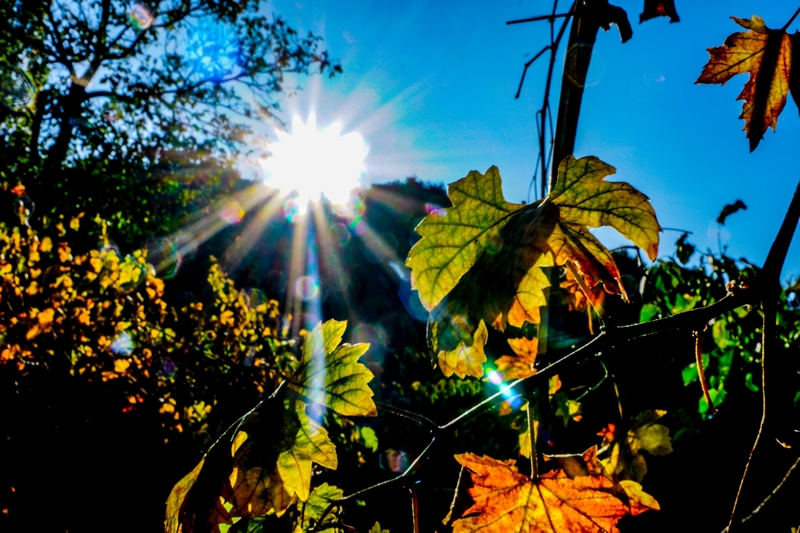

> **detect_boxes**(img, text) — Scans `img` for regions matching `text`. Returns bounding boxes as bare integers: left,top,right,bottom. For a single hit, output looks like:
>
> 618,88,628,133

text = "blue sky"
263,0,800,280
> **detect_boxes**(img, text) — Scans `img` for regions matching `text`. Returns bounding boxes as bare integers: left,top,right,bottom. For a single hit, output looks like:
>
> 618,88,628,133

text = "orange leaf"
453,448,658,533
696,16,793,151
494,337,538,381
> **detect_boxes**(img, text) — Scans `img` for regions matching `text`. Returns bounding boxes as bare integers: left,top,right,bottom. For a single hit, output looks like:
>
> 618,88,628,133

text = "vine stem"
728,177,800,531
781,6,800,31
528,401,538,478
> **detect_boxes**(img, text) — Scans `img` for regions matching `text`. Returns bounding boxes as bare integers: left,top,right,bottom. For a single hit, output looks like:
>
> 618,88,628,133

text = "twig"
376,401,438,430
410,485,420,533
507,13,572,25
781,7,800,31
728,178,800,531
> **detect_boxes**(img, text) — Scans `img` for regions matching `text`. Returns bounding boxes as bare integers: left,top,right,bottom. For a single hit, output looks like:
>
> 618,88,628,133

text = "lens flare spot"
1,66,36,109
220,201,245,224
246,288,267,308
110,332,135,356
147,237,182,279
128,3,154,30
332,224,351,246
296,276,321,301
380,450,410,473
488,370,503,386
259,114,368,212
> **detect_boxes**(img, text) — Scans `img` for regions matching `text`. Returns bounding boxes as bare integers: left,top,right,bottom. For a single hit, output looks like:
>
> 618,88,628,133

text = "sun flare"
259,114,368,211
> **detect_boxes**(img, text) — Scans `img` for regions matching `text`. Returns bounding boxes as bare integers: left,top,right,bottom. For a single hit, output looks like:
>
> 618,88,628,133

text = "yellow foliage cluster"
0,215,296,435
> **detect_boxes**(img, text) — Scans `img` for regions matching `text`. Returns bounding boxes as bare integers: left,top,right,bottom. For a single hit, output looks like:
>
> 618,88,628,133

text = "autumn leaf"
164,395,338,532
293,482,343,532
599,410,673,483
495,336,538,381
639,0,680,24
408,157,660,377
165,459,205,533
288,319,377,417
452,447,658,533
696,16,793,151
435,319,488,379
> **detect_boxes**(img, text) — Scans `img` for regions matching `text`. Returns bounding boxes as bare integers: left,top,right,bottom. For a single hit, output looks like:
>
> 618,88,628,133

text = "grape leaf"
288,320,377,417
406,165,525,312
292,482,343,533
452,447,658,532
696,16,793,151
408,157,660,376
598,410,673,483
435,319,488,379
495,336,538,381
164,396,338,533
639,0,680,23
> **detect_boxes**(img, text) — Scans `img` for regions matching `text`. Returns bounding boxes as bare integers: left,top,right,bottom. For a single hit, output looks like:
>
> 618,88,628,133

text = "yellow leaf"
276,402,338,500
288,320,377,417
165,459,205,533
40,237,52,252
25,325,40,340
407,158,660,369
114,359,130,373
438,320,488,379
38,308,55,327
70,216,80,230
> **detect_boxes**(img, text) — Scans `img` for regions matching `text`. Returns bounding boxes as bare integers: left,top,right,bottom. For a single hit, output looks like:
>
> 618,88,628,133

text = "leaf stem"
695,330,718,415
781,7,800,31
528,401,538,478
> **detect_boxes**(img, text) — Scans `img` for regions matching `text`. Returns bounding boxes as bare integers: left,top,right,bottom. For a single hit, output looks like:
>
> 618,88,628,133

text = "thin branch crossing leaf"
696,16,794,151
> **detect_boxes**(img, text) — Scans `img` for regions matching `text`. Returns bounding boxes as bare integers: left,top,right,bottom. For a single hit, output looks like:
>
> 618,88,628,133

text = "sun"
259,114,368,211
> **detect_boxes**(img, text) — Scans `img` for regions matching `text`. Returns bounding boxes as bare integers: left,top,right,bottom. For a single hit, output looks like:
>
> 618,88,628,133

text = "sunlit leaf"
437,319,488,379
288,320,377,417
165,396,339,532
369,522,390,533
696,16,793,151
165,459,205,533
453,447,658,532
294,482,344,532
599,410,673,483
494,336,538,381
406,166,525,312
409,157,660,375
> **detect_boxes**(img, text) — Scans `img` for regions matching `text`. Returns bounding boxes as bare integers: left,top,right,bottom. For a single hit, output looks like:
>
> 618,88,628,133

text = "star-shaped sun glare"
259,114,368,212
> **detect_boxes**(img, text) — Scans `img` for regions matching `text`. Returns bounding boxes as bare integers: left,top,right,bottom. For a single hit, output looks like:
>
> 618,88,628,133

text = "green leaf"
406,166,525,312
437,319,488,379
288,320,377,417
640,303,659,323
164,396,339,532
549,156,661,262
297,482,344,531
360,427,379,453
408,158,659,366
369,523,390,533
